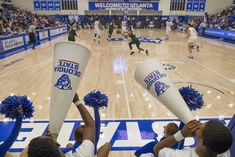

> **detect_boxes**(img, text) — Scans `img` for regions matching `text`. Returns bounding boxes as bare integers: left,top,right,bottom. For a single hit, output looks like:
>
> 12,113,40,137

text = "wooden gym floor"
0,29,235,156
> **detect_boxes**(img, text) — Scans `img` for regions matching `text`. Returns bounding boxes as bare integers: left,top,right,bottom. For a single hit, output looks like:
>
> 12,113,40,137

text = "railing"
0,25,68,60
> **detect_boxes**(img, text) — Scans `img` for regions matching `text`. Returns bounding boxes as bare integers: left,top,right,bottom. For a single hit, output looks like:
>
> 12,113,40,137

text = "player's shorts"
122,27,127,33
65,140,95,157
188,36,198,45
108,29,113,34
166,28,171,35
129,40,140,48
94,29,101,35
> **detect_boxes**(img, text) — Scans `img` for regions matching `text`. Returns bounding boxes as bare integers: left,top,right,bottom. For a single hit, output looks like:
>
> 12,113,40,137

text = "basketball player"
189,20,200,52
165,19,173,40
94,19,101,44
122,27,149,55
20,93,97,157
107,20,114,41
121,19,127,33
185,24,199,59
68,23,77,42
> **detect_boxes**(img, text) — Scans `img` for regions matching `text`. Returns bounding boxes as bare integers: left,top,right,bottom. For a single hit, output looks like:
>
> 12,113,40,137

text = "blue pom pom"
0,95,34,119
179,86,204,111
83,90,109,110
83,91,109,154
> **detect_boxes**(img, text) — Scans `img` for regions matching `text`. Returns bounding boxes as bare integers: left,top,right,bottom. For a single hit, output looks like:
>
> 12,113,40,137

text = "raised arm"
0,115,23,157
154,120,201,155
185,29,190,39
73,93,95,144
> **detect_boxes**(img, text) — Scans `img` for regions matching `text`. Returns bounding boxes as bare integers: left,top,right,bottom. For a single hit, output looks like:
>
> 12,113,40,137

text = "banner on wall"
34,0,40,10
89,2,159,10
0,118,231,152
39,30,49,40
0,41,4,52
34,0,61,11
47,0,54,10
40,0,47,10
187,0,206,12
54,0,61,10
0,36,24,52
49,27,68,37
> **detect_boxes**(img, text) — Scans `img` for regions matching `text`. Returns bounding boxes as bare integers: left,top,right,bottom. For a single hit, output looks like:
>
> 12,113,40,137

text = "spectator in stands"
206,6,235,30
151,120,233,157
0,3,63,37
28,21,37,49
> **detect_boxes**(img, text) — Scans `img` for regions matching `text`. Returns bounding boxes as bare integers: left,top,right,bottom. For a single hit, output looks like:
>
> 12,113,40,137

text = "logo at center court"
109,36,163,44
163,64,176,70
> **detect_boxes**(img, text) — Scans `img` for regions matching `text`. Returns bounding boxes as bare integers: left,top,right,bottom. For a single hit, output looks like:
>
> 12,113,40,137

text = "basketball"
116,29,121,34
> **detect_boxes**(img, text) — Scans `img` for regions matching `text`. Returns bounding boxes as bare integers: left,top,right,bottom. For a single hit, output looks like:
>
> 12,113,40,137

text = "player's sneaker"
145,50,149,56
188,56,194,59
130,51,135,55
196,46,200,52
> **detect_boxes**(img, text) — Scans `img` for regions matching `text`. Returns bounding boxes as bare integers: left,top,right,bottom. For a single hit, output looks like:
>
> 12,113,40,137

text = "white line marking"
117,80,124,84
119,54,132,118
8,116,232,121
192,60,234,84
230,79,235,83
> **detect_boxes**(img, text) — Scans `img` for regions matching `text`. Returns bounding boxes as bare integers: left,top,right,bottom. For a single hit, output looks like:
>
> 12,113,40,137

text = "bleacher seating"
0,3,63,37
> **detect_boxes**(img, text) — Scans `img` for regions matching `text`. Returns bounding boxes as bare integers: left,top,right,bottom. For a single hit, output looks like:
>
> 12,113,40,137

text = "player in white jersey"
185,24,198,59
94,19,101,44
121,20,127,33
165,19,173,40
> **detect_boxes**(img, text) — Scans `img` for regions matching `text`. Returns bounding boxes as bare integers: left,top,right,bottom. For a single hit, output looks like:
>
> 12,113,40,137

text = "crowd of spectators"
71,14,162,30
1,2,234,38
0,3,62,37
167,6,235,35
206,6,235,31
183,6,235,32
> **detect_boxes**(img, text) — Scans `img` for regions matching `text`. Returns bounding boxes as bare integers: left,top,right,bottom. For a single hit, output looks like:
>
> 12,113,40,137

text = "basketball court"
0,29,234,156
